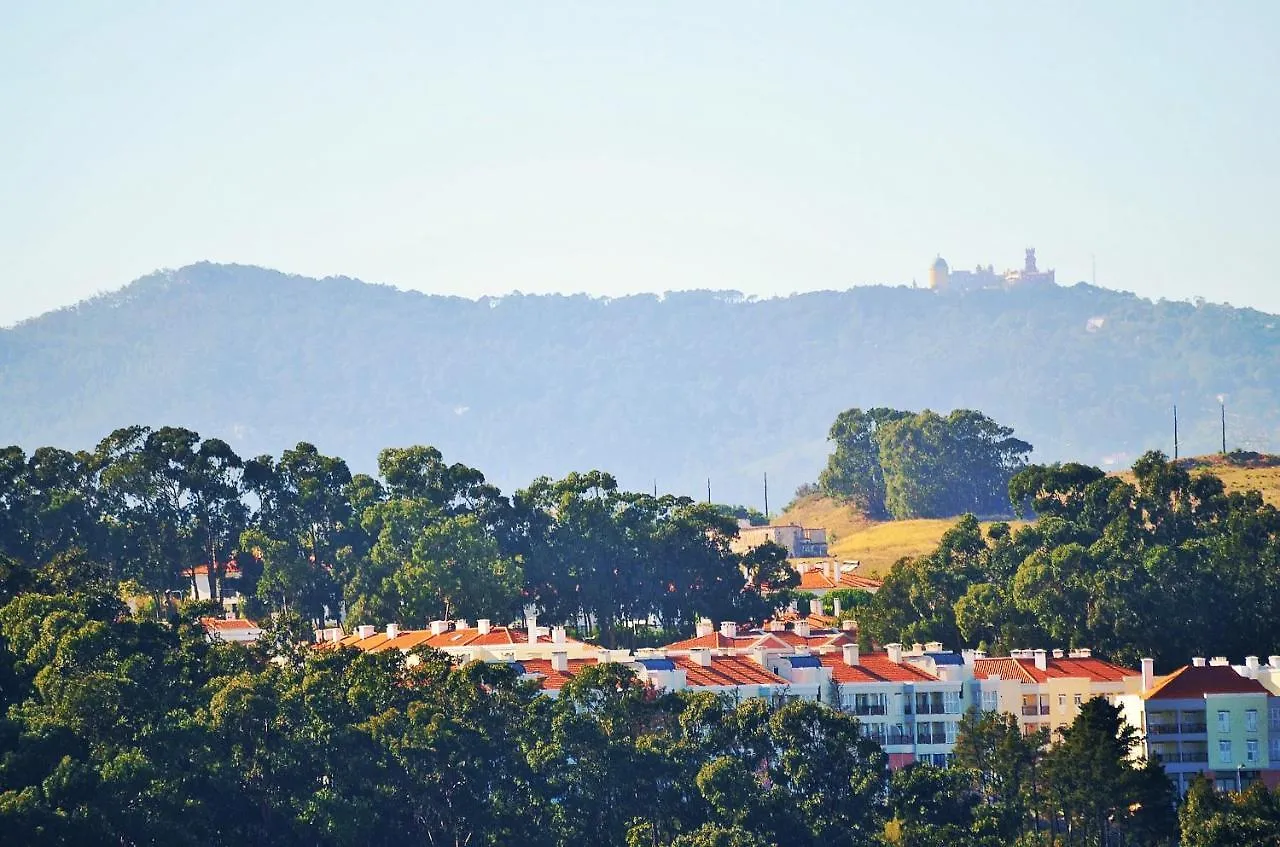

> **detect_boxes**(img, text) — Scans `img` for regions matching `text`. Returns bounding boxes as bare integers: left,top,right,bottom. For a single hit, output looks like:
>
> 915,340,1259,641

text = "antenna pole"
1173,404,1179,460
763,472,769,519
706,478,711,505
1222,402,1227,454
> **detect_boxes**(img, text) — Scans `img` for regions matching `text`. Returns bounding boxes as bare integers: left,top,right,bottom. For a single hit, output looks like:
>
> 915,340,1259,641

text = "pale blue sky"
2,1,1278,325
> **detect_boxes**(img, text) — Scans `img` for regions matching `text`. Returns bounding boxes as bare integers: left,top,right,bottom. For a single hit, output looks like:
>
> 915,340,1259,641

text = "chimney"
1052,648,1064,659
454,618,469,631
314,629,325,643
842,620,857,631
430,620,449,636
886,643,903,664
477,618,491,635
386,623,399,640
1245,656,1261,678
794,620,811,638
327,628,343,642
833,598,842,617
719,621,738,638
1192,657,1206,667
842,643,860,666
696,619,714,638
1141,658,1154,693
356,624,375,640
925,641,943,653
809,599,823,616
1210,656,1229,667
551,651,568,673
551,626,567,645
1033,649,1048,671
833,561,843,581
974,649,987,660
1270,655,1280,669
525,613,537,637
689,647,713,667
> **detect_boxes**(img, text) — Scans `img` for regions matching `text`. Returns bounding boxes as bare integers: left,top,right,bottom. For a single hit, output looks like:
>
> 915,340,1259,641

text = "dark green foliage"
863,451,1280,666
820,408,1031,519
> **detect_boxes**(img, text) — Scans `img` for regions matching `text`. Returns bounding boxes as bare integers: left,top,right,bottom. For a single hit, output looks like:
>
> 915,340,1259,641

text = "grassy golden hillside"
783,456,1280,578
780,494,1024,577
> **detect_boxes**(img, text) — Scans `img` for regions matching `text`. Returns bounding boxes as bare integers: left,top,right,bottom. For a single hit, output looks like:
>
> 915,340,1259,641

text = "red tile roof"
200,617,260,632
1144,665,1271,700
675,656,788,688
821,652,939,683
797,570,882,592
972,655,1137,684
518,658,596,690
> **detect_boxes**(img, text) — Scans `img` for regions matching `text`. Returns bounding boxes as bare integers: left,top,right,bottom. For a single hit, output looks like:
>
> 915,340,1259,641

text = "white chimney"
477,618,491,635
1245,656,1261,678
719,621,738,638
386,623,399,640
551,651,568,673
525,614,538,638
886,643,903,664
314,629,325,643
1270,655,1280,668
809,599,823,616
925,641,943,653
833,561,843,581
1033,649,1048,671
842,620,857,631
689,647,713,667
794,620,811,638
454,618,469,631
327,628,343,642
1052,648,1064,659
552,626,567,645
1210,656,1229,667
1192,657,1206,667
843,643,860,666
430,620,448,636
696,619,714,637
1141,658,1154,693
356,624,375,640
833,598,842,617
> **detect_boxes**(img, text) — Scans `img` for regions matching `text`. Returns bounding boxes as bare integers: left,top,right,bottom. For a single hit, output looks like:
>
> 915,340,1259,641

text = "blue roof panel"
637,658,677,671
787,655,823,668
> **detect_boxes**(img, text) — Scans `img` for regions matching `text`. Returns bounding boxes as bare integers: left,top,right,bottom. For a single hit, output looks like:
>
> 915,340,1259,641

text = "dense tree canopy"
861,451,1280,667
819,408,1031,519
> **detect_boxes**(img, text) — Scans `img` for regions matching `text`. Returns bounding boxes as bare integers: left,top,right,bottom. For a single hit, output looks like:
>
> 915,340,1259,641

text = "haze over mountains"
2,263,1277,505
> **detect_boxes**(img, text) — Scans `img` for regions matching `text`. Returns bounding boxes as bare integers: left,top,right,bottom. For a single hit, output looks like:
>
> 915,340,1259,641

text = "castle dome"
931,255,949,272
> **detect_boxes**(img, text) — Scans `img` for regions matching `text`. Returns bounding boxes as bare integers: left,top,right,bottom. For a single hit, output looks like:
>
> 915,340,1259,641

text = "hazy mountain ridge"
2,262,1278,503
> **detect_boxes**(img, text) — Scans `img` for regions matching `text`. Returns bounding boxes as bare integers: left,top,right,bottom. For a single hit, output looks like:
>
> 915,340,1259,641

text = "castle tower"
1024,248,1038,274
928,255,950,290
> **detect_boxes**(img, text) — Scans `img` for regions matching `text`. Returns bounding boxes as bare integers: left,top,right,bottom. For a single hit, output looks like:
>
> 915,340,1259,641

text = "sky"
2,1,1279,326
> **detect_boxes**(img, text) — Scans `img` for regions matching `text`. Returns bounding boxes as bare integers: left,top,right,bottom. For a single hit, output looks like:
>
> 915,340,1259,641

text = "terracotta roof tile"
1144,665,1271,700
823,652,939,683
675,656,788,688
973,657,1040,683
518,658,595,690
199,617,260,631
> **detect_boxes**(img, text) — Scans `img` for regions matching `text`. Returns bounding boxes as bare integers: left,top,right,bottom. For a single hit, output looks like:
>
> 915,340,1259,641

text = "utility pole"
1173,405,1179,460
1221,401,1228,454
706,478,711,505
763,472,769,520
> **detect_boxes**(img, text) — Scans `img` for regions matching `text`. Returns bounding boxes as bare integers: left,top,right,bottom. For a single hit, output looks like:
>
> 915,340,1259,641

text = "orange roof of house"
973,655,1137,684
675,655,789,688
183,563,243,577
518,658,596,690
199,617,260,632
821,652,939,683
331,625,590,653
1144,665,1271,700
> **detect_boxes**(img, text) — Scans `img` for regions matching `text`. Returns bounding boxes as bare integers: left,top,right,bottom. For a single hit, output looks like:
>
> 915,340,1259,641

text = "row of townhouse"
306,615,1143,771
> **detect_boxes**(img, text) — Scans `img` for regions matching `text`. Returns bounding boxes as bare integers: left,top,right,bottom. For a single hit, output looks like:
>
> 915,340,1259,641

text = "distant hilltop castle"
928,248,1056,292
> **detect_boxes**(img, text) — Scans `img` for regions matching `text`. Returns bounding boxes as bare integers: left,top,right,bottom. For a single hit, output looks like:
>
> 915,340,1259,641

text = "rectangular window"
1270,704,1280,730
1246,710,1258,732
981,690,998,712
1073,693,1083,706
945,721,958,743
1247,739,1259,764
1218,710,1231,733
1058,694,1066,708
1219,739,1232,765
943,691,962,713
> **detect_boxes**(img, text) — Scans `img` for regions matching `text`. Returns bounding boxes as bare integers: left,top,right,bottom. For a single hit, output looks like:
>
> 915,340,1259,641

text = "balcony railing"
916,703,949,715
853,704,887,716
1148,723,1207,735
917,731,948,745
1181,723,1207,734
885,731,913,746
1154,751,1209,763
1022,705,1050,716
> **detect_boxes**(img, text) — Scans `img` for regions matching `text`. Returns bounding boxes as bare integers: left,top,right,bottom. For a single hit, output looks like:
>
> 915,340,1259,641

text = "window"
1271,704,1280,730
1247,739,1259,764
945,721,958,744
1059,694,1066,708
981,690,998,712
1073,693,1083,706
1219,739,1232,765
1246,709,1258,732
1218,710,1231,733
943,690,962,713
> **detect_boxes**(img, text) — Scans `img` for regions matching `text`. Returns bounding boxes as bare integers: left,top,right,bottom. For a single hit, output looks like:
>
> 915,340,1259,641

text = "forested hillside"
2,262,1278,502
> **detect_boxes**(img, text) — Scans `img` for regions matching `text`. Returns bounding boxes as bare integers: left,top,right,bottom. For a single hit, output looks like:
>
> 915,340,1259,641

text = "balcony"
853,704,887,716
917,731,949,745
1022,705,1050,716
916,704,949,715
1180,751,1209,763
1147,723,1206,735
1180,723,1207,734
885,731,913,746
